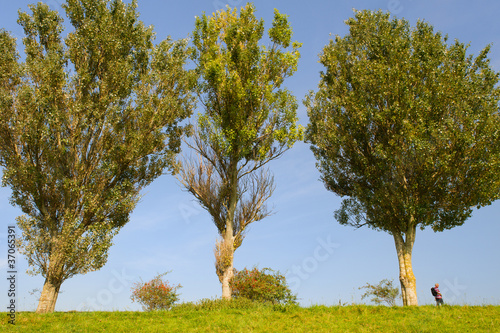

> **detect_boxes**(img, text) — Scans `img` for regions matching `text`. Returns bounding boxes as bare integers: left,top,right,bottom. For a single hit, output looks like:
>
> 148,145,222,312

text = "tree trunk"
36,277,62,313
393,226,418,306
36,251,65,313
214,234,235,299
219,158,238,299
220,216,235,299
221,255,234,299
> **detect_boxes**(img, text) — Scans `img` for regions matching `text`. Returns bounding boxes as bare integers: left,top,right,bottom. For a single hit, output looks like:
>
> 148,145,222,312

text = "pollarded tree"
0,0,194,313
305,10,500,306
179,3,302,299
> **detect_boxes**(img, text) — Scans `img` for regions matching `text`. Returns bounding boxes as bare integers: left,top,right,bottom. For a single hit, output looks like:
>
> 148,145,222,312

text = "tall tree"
179,3,302,299
0,0,194,313
305,10,500,306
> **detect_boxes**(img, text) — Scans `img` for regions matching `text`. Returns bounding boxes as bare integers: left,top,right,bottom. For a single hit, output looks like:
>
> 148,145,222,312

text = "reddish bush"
130,273,181,311
230,267,297,305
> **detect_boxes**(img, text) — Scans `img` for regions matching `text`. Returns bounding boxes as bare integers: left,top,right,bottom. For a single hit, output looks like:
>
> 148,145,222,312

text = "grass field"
2,302,500,332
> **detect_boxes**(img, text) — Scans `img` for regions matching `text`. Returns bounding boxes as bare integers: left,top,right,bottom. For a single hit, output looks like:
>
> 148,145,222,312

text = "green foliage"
360,279,400,306
191,3,303,163
181,3,303,296
230,267,297,305
305,8,500,306
0,0,194,312
130,273,181,311
305,9,500,234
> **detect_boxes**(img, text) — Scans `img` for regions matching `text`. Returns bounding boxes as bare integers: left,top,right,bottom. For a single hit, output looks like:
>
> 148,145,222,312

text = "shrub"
359,279,399,306
130,272,181,311
230,267,297,305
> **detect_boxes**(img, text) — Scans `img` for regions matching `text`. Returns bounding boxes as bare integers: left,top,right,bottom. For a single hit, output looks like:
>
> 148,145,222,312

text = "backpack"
431,287,438,297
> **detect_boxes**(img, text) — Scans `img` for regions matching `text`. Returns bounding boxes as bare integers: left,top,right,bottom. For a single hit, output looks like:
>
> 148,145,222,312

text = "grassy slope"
2,305,500,332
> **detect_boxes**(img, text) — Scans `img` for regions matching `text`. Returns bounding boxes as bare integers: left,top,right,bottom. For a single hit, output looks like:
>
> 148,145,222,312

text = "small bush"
359,279,399,306
130,272,181,311
230,267,297,305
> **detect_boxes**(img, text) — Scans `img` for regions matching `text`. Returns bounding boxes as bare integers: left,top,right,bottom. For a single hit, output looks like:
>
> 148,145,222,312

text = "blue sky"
1,0,499,311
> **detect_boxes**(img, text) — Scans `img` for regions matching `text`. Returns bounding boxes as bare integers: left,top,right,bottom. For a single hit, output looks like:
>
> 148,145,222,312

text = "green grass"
2,303,500,332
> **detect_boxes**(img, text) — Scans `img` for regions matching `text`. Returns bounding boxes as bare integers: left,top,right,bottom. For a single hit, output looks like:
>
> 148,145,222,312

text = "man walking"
432,283,444,306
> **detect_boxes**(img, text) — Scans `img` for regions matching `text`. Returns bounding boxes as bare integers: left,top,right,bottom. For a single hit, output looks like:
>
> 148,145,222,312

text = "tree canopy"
0,0,194,313
305,9,500,305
